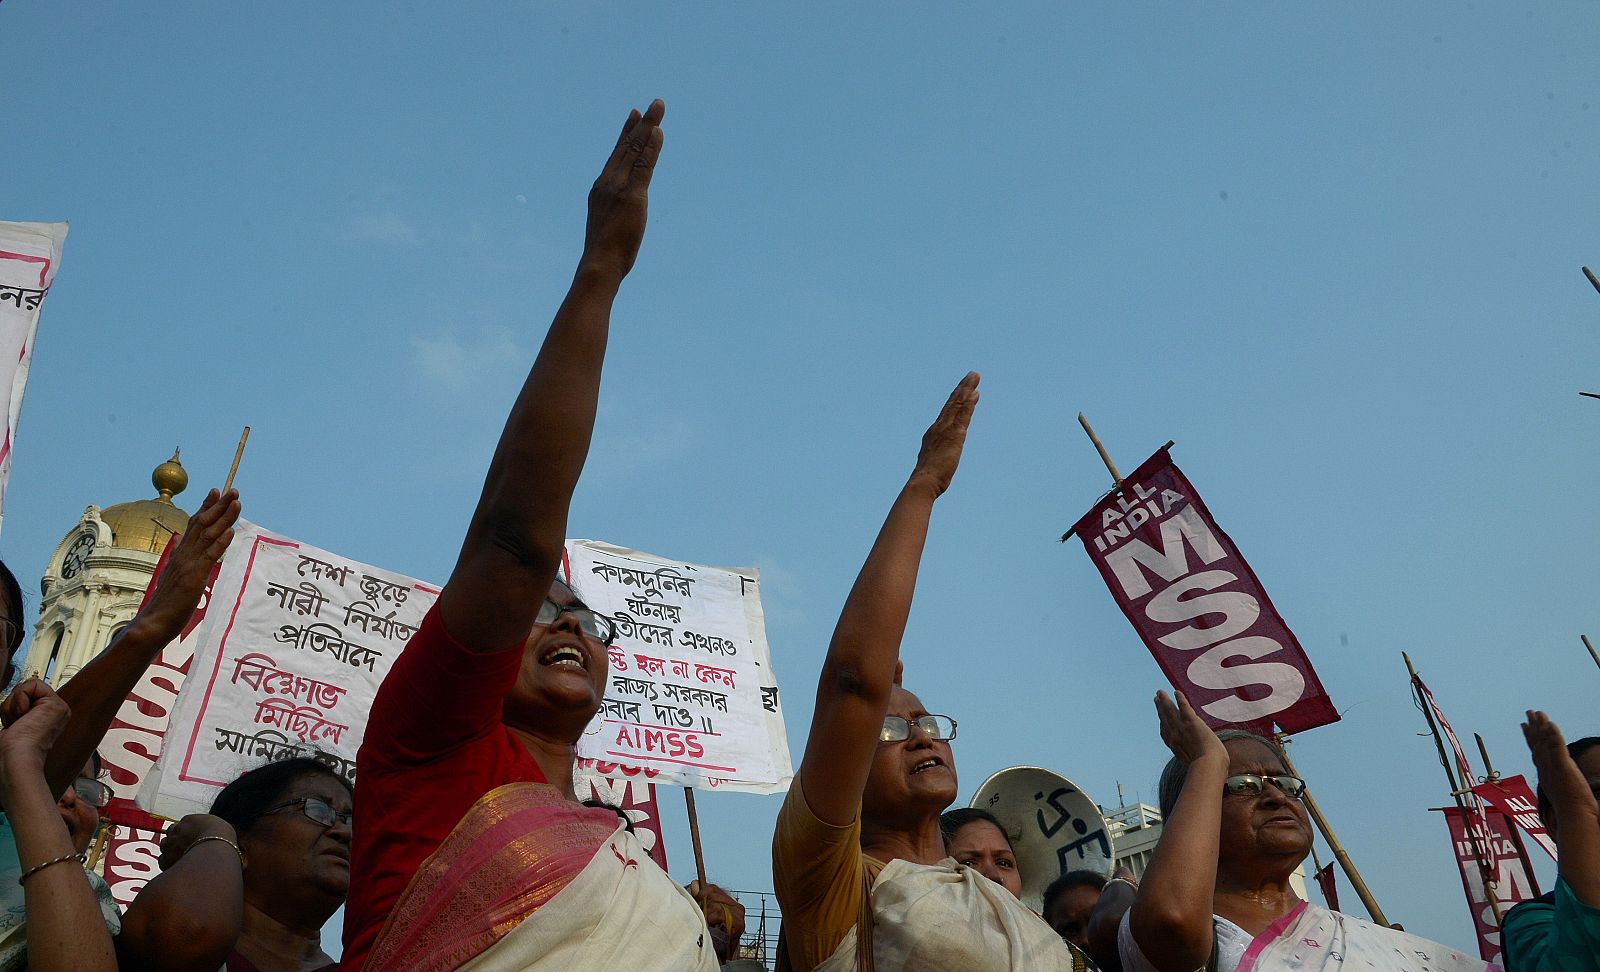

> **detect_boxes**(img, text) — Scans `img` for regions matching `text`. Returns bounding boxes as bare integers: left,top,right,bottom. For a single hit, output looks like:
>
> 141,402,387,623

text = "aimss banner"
1069,447,1338,736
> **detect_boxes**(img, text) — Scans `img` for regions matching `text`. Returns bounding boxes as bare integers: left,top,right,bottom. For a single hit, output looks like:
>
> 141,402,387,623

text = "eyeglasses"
72,778,113,809
0,618,20,653
1223,774,1306,800
261,796,353,829
536,598,616,645
879,714,958,743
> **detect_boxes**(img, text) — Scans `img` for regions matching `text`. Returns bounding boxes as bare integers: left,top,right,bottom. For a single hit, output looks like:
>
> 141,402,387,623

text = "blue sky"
5,0,1599,956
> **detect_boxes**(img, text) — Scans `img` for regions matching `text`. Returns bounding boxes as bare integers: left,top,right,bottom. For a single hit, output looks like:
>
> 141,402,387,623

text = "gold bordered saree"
366,782,717,971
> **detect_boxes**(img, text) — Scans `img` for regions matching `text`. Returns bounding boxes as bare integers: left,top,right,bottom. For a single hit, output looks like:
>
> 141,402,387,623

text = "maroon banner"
575,758,669,870
1313,861,1340,912
1069,447,1338,736
1473,775,1557,862
1441,806,1539,965
97,539,217,905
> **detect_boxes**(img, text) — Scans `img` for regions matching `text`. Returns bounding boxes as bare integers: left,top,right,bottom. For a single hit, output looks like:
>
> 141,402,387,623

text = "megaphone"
970,766,1115,914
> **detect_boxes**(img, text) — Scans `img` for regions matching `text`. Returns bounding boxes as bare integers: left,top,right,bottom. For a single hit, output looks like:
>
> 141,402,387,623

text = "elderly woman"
1501,712,1599,972
773,374,1077,971
340,99,731,971
150,756,352,971
1124,691,1490,972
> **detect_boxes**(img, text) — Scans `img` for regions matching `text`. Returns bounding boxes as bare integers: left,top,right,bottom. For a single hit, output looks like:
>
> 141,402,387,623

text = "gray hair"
1156,729,1283,819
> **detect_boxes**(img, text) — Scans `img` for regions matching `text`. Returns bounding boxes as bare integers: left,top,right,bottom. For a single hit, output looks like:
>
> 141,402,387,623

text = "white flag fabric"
0,221,67,533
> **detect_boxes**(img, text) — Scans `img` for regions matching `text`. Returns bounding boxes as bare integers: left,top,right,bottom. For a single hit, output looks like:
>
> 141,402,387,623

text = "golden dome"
100,450,191,555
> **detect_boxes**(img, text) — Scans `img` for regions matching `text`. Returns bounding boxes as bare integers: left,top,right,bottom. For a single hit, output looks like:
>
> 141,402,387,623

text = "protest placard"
0,220,66,530
1068,446,1338,736
568,540,792,794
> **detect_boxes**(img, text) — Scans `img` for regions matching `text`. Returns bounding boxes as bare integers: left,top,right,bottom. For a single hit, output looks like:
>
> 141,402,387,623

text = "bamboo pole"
1059,415,1172,540
1275,738,1388,924
223,426,250,492
85,821,112,871
684,787,709,900
1582,635,1600,672
1475,733,1542,896
1584,266,1600,296
1403,652,1503,924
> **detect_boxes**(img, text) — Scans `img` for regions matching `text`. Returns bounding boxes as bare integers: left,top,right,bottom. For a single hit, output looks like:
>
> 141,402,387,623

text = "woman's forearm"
3,764,116,971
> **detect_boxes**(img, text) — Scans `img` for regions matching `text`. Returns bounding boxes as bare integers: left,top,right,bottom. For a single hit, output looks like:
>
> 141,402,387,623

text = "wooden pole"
1475,732,1542,896
1582,635,1600,672
1078,413,1124,488
223,426,251,492
1584,266,1600,296
1403,652,1503,924
1275,738,1389,924
683,787,710,902
1060,416,1173,540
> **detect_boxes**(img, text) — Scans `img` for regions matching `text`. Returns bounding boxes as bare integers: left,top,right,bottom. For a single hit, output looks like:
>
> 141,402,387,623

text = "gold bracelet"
185,834,245,865
18,851,86,885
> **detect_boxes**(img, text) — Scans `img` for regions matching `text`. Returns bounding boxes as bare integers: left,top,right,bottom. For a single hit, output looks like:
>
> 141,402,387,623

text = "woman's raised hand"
582,99,666,280
1156,690,1228,767
0,680,71,770
910,371,980,497
137,487,241,642
1523,710,1597,821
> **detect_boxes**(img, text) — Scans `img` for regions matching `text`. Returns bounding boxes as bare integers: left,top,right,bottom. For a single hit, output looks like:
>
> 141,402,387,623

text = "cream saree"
814,856,1081,971
366,782,716,971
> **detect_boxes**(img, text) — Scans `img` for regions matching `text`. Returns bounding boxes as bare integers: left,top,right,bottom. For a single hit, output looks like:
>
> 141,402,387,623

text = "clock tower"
24,451,191,686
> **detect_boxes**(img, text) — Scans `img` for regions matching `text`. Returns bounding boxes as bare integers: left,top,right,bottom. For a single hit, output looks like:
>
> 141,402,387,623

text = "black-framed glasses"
262,796,353,829
72,778,113,809
1223,774,1306,800
879,714,957,743
536,598,617,645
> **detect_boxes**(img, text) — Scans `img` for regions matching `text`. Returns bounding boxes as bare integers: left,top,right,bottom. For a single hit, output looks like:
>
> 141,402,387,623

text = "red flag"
1313,861,1339,912
97,536,219,905
1068,447,1338,735
1413,675,1507,887
1440,806,1539,964
1473,775,1557,861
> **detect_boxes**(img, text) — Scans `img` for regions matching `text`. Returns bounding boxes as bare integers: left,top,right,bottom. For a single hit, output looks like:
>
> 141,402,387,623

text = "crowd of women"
0,99,1593,971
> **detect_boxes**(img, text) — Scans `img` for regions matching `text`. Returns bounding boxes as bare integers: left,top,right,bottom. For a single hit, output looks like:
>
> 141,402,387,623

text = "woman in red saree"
341,99,725,972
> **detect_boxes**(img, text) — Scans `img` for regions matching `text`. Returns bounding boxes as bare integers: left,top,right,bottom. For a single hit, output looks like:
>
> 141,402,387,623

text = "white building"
22,452,191,686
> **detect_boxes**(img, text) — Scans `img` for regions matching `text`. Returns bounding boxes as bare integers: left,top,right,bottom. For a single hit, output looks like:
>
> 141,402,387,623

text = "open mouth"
540,643,588,671
910,758,944,775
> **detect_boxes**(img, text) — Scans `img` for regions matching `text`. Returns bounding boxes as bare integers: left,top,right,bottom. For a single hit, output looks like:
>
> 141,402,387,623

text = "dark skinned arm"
1127,691,1229,972
1524,711,1600,906
115,813,246,972
21,488,240,801
796,373,979,827
0,681,118,972
438,99,666,653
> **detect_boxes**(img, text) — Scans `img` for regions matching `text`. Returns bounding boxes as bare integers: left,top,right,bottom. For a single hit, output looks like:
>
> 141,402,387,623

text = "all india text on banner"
1068,446,1338,736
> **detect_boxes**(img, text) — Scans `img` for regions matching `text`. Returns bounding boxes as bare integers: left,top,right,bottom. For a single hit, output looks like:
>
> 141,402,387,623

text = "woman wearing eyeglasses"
773,373,1077,972
1123,691,1490,972
340,99,727,972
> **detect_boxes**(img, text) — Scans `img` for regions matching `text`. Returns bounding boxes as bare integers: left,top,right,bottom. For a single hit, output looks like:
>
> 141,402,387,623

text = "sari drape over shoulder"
365,782,717,972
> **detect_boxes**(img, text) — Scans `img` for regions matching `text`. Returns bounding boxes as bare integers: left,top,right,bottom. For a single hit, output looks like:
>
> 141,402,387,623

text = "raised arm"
439,99,666,653
1524,711,1599,907
38,488,239,800
797,373,978,826
1127,691,1230,972
115,813,246,972
0,681,117,972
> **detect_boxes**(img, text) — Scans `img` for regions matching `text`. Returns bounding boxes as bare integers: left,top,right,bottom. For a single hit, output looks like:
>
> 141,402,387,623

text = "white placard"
146,525,792,817
0,220,67,532
141,520,437,818
570,540,792,794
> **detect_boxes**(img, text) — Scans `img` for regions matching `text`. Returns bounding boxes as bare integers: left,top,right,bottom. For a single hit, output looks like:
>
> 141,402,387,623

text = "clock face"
61,532,95,580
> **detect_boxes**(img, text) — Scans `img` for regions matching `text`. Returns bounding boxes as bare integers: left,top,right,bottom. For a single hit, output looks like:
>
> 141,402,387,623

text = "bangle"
18,851,86,885
185,834,244,866
1107,877,1138,892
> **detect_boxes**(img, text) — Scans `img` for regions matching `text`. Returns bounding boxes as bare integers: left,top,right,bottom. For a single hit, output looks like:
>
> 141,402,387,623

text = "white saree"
814,857,1080,972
